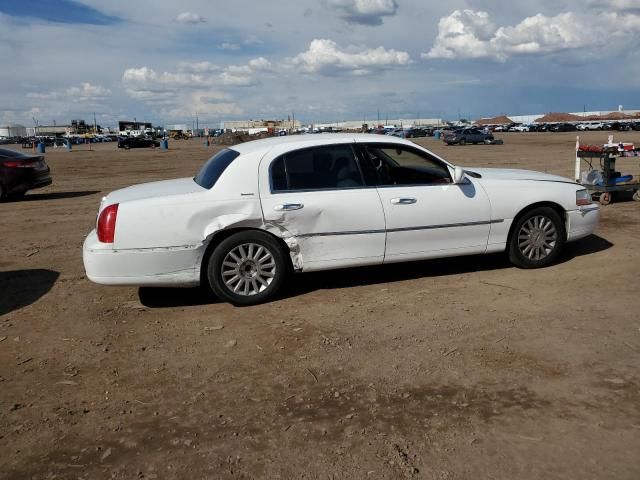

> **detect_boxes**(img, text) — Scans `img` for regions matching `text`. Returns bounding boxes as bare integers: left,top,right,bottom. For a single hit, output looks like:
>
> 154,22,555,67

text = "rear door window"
270,145,364,192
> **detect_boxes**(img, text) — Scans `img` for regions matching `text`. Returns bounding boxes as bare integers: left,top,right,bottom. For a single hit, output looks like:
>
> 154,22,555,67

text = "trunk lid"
102,177,205,206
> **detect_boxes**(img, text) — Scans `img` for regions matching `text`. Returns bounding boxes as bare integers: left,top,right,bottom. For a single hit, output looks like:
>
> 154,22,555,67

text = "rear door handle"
391,197,417,205
273,203,304,211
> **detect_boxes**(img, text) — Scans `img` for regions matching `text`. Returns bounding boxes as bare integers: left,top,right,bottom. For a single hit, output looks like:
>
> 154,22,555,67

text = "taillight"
2,161,39,168
97,204,119,243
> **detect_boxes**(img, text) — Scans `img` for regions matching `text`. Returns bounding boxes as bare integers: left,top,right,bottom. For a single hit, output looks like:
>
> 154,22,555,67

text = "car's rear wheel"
207,231,288,306
508,207,565,268
0,183,5,201
459,138,466,145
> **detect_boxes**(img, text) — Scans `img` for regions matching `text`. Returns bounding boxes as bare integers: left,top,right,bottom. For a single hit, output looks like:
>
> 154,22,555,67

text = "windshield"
194,148,240,189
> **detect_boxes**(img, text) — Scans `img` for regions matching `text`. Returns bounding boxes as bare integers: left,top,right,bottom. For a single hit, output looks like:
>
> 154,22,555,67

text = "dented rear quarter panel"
113,150,266,250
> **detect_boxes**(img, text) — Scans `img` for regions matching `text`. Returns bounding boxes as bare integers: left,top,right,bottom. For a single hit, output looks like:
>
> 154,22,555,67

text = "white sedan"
83,134,599,305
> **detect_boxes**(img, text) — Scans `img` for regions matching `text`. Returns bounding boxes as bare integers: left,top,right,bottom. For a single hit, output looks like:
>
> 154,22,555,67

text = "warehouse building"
0,123,27,137
222,119,301,133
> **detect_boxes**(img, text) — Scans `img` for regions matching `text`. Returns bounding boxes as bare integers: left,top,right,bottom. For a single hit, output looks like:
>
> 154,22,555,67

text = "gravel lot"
1,132,639,479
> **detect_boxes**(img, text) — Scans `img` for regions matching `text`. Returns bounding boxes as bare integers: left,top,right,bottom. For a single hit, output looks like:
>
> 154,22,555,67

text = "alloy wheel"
517,215,558,261
220,243,276,296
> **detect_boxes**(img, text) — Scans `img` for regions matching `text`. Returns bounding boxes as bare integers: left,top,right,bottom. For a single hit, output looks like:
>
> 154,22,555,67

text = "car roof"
229,133,410,155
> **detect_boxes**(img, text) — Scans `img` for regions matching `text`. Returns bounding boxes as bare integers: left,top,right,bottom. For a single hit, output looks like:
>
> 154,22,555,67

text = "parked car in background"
550,123,577,132
387,128,407,138
405,127,432,138
442,128,494,145
586,122,604,130
0,148,52,200
528,124,547,132
117,137,160,149
83,134,599,305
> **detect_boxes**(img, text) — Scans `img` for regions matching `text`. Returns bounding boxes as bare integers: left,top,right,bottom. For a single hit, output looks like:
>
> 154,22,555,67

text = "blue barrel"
66,141,72,151
160,139,168,150
37,142,46,153
434,130,441,140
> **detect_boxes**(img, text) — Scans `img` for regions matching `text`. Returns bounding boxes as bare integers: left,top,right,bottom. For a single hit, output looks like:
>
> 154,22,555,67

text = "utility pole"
93,112,97,133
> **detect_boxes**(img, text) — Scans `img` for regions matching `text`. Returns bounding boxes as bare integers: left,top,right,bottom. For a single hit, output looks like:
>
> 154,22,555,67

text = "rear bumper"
82,230,204,287
566,205,600,242
4,170,52,194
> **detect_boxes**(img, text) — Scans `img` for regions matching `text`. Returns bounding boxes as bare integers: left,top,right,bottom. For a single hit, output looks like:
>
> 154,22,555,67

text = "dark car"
117,137,160,149
611,122,632,131
405,127,432,138
550,123,577,132
442,128,494,145
529,123,549,132
0,148,52,200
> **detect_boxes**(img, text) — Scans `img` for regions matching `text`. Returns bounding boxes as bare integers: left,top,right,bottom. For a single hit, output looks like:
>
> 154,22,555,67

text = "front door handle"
273,203,304,211
391,197,417,205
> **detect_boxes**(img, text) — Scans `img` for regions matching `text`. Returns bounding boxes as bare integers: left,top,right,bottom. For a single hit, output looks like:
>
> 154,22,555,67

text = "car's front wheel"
207,230,288,306
508,207,566,268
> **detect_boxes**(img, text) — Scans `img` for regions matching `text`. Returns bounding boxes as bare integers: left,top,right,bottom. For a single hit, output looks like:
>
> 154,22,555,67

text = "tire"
508,207,566,269
633,190,640,202
599,192,612,205
207,230,288,306
0,183,5,201
459,138,466,145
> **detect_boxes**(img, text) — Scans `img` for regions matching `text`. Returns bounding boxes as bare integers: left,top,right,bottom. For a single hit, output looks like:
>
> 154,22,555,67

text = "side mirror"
453,166,466,184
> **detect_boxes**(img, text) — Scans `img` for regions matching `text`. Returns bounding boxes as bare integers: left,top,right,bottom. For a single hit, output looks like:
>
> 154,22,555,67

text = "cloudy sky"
1,0,639,128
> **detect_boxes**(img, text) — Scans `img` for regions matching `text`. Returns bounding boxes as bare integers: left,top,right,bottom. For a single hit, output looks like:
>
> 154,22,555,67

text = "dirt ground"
1,132,639,479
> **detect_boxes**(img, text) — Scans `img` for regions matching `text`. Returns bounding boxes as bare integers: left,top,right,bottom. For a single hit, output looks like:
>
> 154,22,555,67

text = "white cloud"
325,0,398,25
27,82,111,103
122,67,217,91
588,0,640,11
423,10,496,60
424,9,640,61
174,12,206,24
66,82,111,99
123,57,273,93
121,58,274,118
177,61,221,74
291,38,410,75
219,42,241,51
159,92,242,119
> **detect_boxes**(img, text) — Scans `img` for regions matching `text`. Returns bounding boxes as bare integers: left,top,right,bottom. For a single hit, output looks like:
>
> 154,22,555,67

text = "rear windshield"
194,148,240,189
